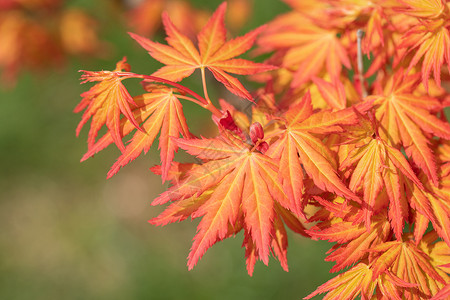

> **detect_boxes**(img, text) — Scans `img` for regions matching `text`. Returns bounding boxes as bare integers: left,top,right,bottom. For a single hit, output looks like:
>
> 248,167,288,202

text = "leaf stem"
201,67,211,104
175,94,209,107
118,72,206,104
200,67,223,118
205,102,223,119
117,71,223,118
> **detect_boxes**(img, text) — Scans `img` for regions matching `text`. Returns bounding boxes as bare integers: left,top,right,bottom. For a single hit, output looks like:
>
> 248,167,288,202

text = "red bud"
249,122,264,144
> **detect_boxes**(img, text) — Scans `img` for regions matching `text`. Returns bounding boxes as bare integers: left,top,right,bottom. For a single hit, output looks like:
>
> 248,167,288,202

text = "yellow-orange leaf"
370,237,447,299
304,262,415,300
397,0,446,19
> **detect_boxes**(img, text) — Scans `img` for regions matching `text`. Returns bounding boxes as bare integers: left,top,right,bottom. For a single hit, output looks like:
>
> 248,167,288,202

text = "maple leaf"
242,209,294,276
257,12,350,87
79,92,155,162
129,2,274,101
368,72,450,186
75,57,143,152
312,76,347,110
407,162,450,246
418,231,450,287
78,84,193,182
396,0,446,19
104,86,190,181
306,231,449,300
308,203,392,273
340,126,426,238
370,236,448,299
266,92,360,216
150,130,304,273
397,4,450,88
304,262,416,300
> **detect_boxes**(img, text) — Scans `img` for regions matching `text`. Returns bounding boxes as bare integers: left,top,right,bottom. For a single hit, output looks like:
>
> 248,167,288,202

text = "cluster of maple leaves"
0,0,107,86
75,1,450,299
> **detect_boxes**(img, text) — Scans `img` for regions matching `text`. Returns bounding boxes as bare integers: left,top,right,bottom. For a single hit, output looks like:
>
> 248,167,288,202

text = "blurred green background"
0,0,334,299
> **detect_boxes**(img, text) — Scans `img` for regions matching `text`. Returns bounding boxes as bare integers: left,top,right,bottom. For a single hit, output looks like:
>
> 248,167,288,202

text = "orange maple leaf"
150,130,306,274
396,0,450,88
340,129,425,238
257,12,350,87
266,92,361,216
75,57,143,152
105,86,190,181
129,2,274,101
312,76,347,110
368,72,450,186
408,162,450,246
77,85,191,182
243,207,300,276
308,200,392,273
79,92,153,162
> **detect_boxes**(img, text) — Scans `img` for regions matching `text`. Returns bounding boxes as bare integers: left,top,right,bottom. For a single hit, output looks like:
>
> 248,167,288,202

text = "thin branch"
357,29,368,98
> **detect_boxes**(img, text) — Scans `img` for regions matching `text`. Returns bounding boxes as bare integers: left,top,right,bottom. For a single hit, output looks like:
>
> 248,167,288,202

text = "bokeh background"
0,0,334,299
